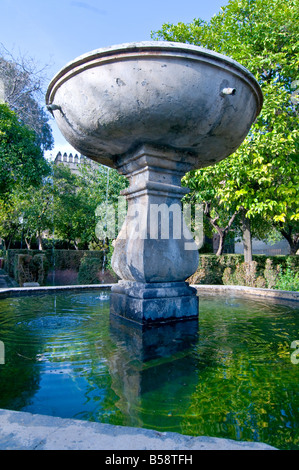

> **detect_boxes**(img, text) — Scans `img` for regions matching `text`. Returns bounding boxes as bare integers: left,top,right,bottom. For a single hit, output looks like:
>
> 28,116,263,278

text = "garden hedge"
3,250,299,288
3,249,105,286
187,254,299,288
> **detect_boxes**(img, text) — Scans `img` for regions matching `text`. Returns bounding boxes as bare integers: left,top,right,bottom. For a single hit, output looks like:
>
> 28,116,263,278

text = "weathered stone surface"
111,146,199,285
46,41,262,169
0,409,277,450
109,145,200,324
194,284,299,302
110,281,199,324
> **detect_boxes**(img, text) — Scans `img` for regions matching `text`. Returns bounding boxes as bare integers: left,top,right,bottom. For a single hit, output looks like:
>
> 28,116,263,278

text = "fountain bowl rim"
46,40,263,114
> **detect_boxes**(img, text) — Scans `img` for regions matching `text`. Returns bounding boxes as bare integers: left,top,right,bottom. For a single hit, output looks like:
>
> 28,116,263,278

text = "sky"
1,0,228,159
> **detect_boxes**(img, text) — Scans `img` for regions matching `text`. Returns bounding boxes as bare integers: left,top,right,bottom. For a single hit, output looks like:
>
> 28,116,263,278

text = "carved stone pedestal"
110,281,198,324
110,145,199,324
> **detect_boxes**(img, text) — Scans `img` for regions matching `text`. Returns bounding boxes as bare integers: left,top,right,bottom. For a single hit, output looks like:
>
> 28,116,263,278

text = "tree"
0,194,23,249
20,181,54,250
51,164,89,249
182,166,240,255
0,47,54,244
153,0,299,257
52,162,127,250
0,104,51,198
0,45,54,151
0,155,128,251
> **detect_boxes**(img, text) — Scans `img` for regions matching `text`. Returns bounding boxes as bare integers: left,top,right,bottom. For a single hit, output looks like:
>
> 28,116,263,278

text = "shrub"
31,254,50,285
78,256,103,284
222,267,234,285
188,254,298,290
3,248,106,285
52,249,104,271
264,259,280,289
15,253,50,286
188,255,224,284
275,259,299,291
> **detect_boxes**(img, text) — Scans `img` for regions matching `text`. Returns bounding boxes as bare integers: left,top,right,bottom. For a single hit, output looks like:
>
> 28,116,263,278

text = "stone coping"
0,409,276,450
192,284,299,303
0,283,114,298
0,283,298,303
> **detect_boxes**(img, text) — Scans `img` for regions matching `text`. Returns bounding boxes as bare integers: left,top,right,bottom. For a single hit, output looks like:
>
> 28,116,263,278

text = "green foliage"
52,249,103,272
263,258,280,289
77,256,103,284
106,240,115,273
188,254,298,289
153,0,299,253
0,104,51,197
52,164,89,248
0,47,54,151
14,253,50,286
17,179,54,249
52,162,127,249
3,248,107,286
223,261,267,288
275,259,299,291
0,146,128,250
188,254,243,285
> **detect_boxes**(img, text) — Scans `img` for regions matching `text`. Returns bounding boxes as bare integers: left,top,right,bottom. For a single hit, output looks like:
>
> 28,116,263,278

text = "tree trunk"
204,202,239,257
288,242,299,255
241,211,252,263
280,226,299,255
5,235,13,250
37,232,43,251
215,232,225,256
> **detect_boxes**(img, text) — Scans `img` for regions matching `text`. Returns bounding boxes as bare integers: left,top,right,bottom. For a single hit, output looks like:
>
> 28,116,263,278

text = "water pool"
0,290,298,449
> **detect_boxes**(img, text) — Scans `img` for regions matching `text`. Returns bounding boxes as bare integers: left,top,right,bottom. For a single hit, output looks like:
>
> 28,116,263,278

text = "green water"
0,291,298,449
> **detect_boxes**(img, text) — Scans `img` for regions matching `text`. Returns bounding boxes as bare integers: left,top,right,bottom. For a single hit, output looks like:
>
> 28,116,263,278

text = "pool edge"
0,408,277,450
192,284,299,302
0,283,298,302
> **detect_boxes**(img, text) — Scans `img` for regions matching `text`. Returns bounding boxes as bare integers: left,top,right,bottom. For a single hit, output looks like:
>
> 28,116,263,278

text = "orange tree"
152,0,299,256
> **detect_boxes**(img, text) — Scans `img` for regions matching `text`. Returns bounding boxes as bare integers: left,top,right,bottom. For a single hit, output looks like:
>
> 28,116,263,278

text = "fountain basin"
0,287,297,449
46,41,262,169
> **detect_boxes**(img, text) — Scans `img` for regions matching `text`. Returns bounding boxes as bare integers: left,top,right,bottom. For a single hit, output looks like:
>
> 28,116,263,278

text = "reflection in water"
109,314,199,362
108,315,198,427
0,291,298,449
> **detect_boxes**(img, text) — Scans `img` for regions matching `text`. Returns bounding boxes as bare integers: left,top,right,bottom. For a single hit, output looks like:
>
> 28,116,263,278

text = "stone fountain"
46,41,263,325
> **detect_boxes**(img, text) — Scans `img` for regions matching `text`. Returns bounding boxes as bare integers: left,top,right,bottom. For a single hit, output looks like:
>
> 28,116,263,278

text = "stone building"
54,151,99,175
